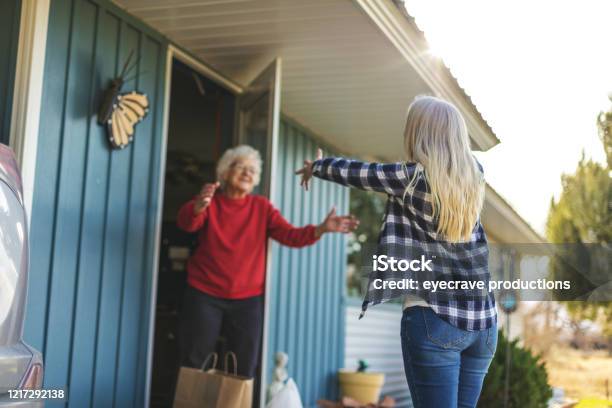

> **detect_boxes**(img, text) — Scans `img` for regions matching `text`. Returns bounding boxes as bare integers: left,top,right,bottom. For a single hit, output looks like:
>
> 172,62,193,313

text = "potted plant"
338,360,385,404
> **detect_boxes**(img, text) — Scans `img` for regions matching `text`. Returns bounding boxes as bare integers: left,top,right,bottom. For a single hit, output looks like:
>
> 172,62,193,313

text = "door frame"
8,0,51,224
248,58,282,408
145,44,244,406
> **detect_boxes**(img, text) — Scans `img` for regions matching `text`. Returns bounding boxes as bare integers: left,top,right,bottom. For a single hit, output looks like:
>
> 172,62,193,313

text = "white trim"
143,46,173,408
144,45,244,407
259,57,282,408
9,0,51,223
355,0,499,151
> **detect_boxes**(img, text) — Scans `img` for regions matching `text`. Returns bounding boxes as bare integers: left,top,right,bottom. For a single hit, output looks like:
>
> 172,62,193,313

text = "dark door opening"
149,58,235,408
150,55,281,408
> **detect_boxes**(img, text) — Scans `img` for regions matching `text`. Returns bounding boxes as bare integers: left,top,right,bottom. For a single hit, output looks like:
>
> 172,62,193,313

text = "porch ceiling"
113,0,498,161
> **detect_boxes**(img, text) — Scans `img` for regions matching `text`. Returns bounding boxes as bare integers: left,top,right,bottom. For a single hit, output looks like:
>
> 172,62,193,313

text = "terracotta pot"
338,369,385,404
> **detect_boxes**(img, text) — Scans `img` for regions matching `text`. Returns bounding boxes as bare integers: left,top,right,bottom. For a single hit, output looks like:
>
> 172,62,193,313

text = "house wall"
345,301,413,408
23,0,167,407
21,0,351,406
267,118,349,406
0,0,22,144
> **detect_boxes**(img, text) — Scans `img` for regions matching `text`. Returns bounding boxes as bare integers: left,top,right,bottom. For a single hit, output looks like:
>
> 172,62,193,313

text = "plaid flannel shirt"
312,157,497,331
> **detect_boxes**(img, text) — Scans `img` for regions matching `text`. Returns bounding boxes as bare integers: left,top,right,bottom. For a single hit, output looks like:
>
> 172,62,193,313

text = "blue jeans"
401,306,497,408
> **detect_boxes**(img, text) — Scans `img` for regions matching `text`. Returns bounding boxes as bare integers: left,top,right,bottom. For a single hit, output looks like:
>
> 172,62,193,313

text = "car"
0,144,43,407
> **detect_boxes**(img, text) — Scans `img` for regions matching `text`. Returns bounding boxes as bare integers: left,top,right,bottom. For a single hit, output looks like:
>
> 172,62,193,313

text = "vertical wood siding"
23,2,356,406
23,1,166,407
0,0,21,145
267,118,349,407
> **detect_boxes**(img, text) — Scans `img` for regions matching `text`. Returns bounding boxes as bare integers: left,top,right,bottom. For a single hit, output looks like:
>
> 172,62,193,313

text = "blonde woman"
297,96,497,408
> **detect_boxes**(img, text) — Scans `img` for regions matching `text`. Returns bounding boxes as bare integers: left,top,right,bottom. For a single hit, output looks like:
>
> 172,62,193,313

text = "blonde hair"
403,95,484,242
216,145,262,187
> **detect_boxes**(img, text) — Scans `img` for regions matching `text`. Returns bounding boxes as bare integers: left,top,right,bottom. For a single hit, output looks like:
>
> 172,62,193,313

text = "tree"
478,331,552,408
346,189,386,296
596,99,612,169
546,101,612,344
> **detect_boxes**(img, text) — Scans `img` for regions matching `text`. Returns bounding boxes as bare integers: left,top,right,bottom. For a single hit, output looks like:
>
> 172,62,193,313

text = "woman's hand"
315,206,359,238
295,148,323,191
194,182,220,215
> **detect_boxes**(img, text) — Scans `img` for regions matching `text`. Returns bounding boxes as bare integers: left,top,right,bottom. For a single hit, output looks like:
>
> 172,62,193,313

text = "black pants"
178,285,264,377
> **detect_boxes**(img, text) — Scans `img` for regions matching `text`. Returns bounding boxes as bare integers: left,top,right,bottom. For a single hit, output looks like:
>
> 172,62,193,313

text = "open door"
237,59,282,198
237,58,282,407
150,53,240,407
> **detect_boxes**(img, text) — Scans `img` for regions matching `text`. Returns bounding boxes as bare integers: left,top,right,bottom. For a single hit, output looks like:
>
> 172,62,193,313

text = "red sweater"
177,193,319,299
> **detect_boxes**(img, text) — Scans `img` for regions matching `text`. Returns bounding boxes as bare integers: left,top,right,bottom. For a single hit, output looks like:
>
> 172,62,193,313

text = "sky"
402,0,610,235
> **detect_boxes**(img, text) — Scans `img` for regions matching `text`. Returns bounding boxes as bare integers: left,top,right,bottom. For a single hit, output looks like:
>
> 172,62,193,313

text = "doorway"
149,49,281,407
149,56,236,407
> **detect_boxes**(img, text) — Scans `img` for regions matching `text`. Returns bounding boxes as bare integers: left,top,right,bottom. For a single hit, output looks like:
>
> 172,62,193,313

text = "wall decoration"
97,50,149,149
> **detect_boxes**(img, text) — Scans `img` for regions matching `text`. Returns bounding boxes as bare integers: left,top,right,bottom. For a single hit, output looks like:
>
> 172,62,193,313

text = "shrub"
478,330,553,408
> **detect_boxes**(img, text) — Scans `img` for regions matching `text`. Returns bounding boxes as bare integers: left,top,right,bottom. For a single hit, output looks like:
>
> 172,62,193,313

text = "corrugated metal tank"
266,118,349,407
23,0,167,407
345,300,413,408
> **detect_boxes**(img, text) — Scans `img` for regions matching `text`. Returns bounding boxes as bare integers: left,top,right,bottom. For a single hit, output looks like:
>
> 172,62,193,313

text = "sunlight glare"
403,0,611,233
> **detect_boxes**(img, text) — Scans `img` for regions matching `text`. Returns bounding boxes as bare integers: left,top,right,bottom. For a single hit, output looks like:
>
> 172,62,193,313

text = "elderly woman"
176,145,358,377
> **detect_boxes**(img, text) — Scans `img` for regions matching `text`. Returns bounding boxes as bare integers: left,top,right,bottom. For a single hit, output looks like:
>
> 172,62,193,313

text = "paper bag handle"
224,351,238,375
201,352,218,371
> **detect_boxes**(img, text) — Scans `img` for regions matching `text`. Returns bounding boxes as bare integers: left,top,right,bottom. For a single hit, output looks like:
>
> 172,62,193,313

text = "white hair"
216,144,263,187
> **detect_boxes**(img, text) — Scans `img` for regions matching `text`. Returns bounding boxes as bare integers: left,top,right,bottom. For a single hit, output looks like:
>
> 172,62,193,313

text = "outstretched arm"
295,148,416,196
314,206,360,238
268,205,359,247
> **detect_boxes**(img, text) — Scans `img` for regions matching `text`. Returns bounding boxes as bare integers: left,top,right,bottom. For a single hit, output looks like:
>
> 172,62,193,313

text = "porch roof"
483,184,544,244
113,0,499,160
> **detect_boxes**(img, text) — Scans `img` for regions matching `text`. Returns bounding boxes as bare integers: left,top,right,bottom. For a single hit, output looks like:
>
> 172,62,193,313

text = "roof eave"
356,0,500,151
483,183,545,244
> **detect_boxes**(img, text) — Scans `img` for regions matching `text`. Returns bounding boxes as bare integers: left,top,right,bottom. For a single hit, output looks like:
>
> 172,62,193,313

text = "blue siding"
23,1,167,407
267,118,349,406
23,1,352,406
0,0,21,144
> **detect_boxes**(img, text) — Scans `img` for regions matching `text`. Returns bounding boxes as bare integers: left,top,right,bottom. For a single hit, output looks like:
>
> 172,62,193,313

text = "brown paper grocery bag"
173,352,253,408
